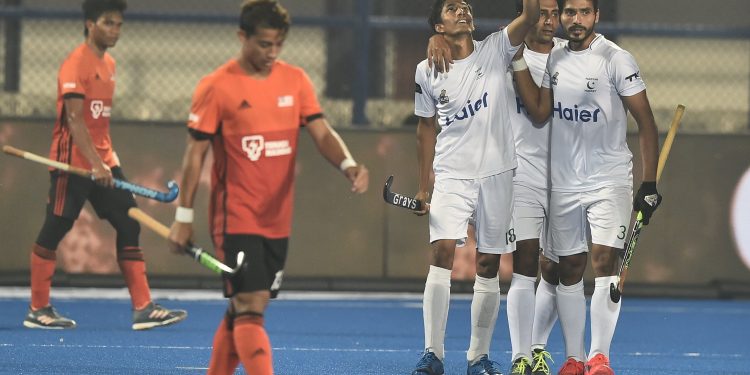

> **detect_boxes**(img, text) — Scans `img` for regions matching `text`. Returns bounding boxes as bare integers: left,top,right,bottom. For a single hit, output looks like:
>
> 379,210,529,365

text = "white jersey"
542,34,646,192
415,29,520,180
507,37,567,189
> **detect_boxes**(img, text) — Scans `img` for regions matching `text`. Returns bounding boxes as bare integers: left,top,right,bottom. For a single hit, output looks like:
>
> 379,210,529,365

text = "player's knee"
35,213,75,250
107,211,141,246
431,240,455,268
232,291,270,315
590,247,618,276
475,252,500,277
558,253,586,283
512,242,540,277
540,257,559,283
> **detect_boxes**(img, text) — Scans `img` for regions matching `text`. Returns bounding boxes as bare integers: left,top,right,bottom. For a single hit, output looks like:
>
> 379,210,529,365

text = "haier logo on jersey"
90,100,111,119
444,92,489,127
552,102,601,123
241,135,293,161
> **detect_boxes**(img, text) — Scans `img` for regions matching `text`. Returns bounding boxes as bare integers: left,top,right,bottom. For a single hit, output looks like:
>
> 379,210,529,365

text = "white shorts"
429,170,515,254
513,183,555,262
548,186,632,258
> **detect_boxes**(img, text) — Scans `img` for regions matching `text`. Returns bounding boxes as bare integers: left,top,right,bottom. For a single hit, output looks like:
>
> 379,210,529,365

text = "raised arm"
64,97,113,186
306,118,369,194
415,116,437,215
512,53,553,123
506,0,540,46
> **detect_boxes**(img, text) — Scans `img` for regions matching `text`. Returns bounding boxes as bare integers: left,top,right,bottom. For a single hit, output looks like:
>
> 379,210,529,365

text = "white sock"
466,274,500,363
424,265,452,360
556,280,586,362
589,276,621,360
507,273,536,361
531,276,558,350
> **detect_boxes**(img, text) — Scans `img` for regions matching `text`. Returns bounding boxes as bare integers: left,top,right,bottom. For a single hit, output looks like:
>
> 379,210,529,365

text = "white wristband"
175,207,194,223
511,58,528,72
339,158,357,172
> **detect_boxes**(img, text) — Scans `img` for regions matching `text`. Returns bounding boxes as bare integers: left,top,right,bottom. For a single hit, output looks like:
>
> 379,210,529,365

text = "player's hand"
414,191,431,216
633,181,662,225
427,34,453,74
168,221,194,255
344,164,369,194
91,162,113,187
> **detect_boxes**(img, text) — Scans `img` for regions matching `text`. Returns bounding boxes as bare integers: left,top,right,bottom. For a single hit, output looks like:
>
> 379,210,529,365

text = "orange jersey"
188,60,323,238
49,43,117,170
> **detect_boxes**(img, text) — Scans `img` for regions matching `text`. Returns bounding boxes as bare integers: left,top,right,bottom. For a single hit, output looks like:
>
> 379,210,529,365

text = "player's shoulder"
60,44,89,66
591,34,631,59
271,60,308,79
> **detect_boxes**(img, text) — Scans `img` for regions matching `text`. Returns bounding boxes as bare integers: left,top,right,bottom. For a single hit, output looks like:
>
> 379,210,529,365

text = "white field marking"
0,343,745,359
0,287,473,302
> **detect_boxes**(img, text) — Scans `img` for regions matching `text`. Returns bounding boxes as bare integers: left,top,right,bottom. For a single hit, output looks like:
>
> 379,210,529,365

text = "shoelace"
532,350,553,374
511,358,532,374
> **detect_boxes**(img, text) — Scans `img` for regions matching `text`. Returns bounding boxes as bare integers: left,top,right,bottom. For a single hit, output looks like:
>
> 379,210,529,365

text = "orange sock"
207,315,240,375
233,313,273,375
117,247,151,309
30,244,56,310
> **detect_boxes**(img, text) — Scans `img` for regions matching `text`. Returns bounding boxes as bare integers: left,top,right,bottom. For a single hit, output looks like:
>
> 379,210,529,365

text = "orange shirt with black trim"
188,59,323,239
49,43,117,170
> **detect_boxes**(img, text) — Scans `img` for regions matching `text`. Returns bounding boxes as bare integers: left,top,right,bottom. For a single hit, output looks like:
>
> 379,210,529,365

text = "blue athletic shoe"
412,351,444,375
467,354,504,375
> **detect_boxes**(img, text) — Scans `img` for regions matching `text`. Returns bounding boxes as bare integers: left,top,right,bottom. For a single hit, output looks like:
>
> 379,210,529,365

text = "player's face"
560,0,598,43
435,0,474,35
529,0,559,44
87,11,123,49
238,27,286,74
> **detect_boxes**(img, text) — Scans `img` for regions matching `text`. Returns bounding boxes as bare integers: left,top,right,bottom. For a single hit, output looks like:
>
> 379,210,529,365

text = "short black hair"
428,0,472,33
82,0,127,36
557,0,598,11
239,0,291,37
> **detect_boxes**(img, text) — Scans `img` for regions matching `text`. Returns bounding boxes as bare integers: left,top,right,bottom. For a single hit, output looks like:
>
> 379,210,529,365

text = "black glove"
633,181,662,225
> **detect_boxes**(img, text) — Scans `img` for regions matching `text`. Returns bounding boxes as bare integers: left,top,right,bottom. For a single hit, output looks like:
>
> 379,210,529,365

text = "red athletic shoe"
557,358,584,375
584,354,614,375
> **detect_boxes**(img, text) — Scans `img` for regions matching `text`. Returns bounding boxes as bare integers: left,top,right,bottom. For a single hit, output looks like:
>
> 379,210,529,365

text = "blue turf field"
1,289,749,374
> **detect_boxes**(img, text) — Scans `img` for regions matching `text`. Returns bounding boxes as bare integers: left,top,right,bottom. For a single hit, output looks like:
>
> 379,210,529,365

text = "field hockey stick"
2,145,179,203
610,104,685,303
127,207,244,276
383,175,424,211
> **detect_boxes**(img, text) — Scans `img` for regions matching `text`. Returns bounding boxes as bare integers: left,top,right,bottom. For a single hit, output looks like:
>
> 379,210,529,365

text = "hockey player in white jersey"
410,1,539,375
426,0,565,373
510,0,662,375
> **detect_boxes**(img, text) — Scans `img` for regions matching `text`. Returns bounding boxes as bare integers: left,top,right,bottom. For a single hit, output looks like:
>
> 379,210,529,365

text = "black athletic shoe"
132,302,187,330
23,305,76,329
510,357,532,375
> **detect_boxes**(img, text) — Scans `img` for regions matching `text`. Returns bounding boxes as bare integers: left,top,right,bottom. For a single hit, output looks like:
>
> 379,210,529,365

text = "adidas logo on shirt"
238,100,251,110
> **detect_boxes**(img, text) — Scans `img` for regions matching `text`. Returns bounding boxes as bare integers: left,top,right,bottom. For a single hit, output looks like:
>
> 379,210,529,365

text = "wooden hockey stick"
610,104,685,302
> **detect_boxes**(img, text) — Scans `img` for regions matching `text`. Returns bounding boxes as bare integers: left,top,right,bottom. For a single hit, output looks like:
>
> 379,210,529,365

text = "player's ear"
237,29,248,43
594,9,600,24
85,19,95,33
434,23,445,33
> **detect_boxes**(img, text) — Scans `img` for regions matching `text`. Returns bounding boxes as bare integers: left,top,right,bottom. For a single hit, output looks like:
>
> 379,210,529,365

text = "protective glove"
633,181,662,225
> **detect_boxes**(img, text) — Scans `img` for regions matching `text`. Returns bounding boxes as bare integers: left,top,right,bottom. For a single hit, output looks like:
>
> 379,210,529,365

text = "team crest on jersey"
438,90,449,105
585,77,598,93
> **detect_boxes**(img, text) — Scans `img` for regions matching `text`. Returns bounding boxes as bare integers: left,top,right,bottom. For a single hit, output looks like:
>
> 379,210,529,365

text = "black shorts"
47,166,137,219
221,234,288,299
